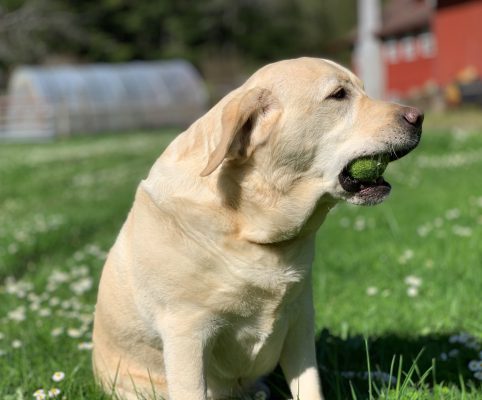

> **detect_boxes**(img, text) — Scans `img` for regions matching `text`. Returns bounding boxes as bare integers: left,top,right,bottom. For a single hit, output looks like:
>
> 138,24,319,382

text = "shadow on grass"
267,329,481,400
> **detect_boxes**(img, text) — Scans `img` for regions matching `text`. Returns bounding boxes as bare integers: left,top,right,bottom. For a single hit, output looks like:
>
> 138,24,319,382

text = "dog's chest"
208,277,303,382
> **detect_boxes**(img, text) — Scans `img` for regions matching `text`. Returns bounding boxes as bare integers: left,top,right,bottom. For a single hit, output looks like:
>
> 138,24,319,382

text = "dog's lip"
387,136,421,161
338,169,392,205
337,150,393,202
338,135,421,195
338,169,391,194
338,150,390,194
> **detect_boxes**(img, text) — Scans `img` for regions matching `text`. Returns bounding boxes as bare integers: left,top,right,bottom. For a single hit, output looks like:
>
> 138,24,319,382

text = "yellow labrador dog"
92,57,423,400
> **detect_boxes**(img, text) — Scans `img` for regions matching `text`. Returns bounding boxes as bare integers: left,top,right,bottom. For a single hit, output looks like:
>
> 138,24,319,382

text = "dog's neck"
142,160,336,248
217,164,337,244
142,119,337,246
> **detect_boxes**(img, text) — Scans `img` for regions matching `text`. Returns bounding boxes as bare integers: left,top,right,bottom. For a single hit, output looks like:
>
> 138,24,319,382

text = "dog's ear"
200,87,281,177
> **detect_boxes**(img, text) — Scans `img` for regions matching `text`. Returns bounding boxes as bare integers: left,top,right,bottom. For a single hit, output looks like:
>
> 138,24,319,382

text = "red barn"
377,0,482,99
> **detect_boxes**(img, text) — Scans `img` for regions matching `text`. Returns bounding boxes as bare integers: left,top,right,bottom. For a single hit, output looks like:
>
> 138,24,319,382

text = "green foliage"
0,0,357,69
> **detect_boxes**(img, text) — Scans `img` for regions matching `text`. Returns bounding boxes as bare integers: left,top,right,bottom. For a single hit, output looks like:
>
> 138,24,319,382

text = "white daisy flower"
72,265,89,277
12,340,23,349
49,270,70,284
475,371,482,381
51,328,63,337
8,243,18,254
468,360,482,372
416,225,431,237
404,275,422,287
452,225,472,237
445,208,460,220
27,293,40,303
61,301,72,310
449,334,459,343
49,297,60,307
52,371,65,382
7,306,26,322
39,308,52,317
67,328,82,338
398,249,414,264
48,388,61,398
366,286,378,296
78,341,94,350
457,332,471,343
33,389,46,400
70,277,93,295
406,286,419,297
448,349,459,358
354,217,366,231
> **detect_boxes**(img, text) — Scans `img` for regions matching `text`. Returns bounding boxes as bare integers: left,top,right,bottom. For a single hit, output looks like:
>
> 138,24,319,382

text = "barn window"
385,39,399,64
419,32,436,58
401,36,416,61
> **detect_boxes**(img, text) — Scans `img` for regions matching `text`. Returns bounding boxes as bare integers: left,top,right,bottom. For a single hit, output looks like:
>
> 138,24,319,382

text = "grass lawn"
0,123,481,399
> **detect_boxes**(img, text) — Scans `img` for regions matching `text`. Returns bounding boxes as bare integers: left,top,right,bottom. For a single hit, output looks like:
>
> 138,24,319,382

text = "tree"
0,0,81,67
0,0,357,80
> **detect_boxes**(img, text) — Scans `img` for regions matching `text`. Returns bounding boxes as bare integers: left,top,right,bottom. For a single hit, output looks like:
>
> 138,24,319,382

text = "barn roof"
437,0,478,8
377,0,478,39
377,0,433,39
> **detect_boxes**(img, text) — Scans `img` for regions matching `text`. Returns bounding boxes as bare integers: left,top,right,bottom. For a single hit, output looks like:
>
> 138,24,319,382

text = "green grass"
0,126,481,399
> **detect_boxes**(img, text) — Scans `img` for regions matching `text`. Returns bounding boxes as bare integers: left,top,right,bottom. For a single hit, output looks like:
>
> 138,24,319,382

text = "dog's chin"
337,163,392,206
336,154,394,206
345,183,391,206
336,137,420,206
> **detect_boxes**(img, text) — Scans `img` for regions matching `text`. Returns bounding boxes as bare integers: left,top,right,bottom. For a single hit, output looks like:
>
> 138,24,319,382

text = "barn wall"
384,37,436,97
434,1,482,85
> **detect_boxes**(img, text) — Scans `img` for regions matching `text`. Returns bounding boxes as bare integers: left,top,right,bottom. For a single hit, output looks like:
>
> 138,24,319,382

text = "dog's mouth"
338,144,418,205
338,157,391,205
339,166,391,194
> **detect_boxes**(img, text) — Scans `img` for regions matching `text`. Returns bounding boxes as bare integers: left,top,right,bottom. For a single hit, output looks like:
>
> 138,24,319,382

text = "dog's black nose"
402,107,424,128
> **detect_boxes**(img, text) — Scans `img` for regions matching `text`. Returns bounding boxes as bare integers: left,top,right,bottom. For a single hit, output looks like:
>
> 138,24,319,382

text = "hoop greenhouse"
2,60,208,139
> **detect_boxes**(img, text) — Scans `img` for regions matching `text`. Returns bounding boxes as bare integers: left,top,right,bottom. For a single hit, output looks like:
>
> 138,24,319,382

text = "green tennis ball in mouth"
348,155,389,181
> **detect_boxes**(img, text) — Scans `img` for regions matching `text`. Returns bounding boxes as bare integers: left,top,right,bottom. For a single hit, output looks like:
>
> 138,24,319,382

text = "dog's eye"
328,88,347,100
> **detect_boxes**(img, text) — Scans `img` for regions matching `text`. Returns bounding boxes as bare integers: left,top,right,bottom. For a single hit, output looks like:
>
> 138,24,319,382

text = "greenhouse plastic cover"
3,60,208,139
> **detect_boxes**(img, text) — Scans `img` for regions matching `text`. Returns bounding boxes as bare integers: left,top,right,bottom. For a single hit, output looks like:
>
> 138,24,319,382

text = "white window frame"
418,31,436,58
385,39,399,64
401,36,416,61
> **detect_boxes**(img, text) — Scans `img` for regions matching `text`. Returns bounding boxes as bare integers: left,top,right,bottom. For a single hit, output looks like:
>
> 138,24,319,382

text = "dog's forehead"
249,58,364,95
320,59,363,88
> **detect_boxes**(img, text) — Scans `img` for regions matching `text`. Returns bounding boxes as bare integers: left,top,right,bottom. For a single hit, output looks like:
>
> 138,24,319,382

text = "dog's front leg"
280,285,324,400
159,313,209,400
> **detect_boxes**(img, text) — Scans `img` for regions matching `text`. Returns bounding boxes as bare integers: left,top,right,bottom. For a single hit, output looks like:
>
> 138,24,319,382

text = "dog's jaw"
222,167,336,244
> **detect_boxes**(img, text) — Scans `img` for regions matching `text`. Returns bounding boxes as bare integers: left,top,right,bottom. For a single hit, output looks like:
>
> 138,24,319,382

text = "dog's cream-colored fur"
92,58,421,400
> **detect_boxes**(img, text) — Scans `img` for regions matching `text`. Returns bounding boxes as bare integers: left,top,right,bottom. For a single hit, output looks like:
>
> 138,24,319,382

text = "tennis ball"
348,155,389,181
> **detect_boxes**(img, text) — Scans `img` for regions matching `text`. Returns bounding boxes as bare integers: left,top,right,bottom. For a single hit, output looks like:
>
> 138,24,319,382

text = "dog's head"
200,57,422,207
